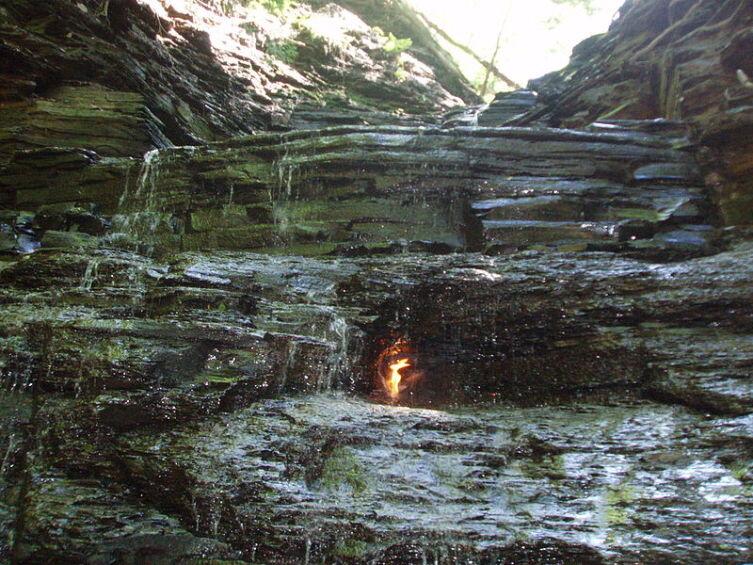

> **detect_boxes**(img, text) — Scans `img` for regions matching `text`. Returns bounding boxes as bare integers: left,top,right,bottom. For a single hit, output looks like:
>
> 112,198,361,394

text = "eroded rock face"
2,0,753,563
0,123,717,260
525,0,753,226
1,241,753,561
0,0,475,152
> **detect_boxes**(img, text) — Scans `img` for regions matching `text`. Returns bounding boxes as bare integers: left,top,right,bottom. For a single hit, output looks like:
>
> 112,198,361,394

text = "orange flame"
387,358,410,398
376,339,422,402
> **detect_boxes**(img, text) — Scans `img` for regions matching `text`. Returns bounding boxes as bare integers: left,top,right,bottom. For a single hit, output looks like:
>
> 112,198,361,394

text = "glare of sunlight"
408,0,625,91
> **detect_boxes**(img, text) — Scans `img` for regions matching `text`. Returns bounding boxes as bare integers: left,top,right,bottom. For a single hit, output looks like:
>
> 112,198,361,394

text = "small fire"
376,339,422,401
387,358,410,398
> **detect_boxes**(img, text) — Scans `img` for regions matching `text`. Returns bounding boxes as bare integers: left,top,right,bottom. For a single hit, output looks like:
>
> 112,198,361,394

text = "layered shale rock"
2,0,753,563
525,0,753,226
0,122,716,259
2,242,753,562
0,0,475,150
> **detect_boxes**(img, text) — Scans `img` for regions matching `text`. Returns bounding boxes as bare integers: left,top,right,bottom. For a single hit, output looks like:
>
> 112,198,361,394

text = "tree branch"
415,12,521,90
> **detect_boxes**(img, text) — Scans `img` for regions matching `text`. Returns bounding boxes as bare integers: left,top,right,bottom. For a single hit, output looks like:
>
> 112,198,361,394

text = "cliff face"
527,0,753,224
1,1,753,564
0,0,476,152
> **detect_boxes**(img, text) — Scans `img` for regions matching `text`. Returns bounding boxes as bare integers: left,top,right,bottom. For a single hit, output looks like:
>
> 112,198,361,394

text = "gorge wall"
1,1,753,564
527,0,753,225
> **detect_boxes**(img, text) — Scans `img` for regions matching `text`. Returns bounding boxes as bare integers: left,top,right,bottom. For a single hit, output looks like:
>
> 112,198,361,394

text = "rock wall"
526,0,753,225
0,124,715,259
0,0,476,152
1,0,753,563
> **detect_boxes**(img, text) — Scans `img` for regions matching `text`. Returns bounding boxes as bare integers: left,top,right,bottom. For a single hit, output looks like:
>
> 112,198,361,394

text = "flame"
376,338,422,402
387,358,410,398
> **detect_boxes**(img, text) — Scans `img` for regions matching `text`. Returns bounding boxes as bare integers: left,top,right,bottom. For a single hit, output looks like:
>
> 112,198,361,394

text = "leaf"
383,33,413,54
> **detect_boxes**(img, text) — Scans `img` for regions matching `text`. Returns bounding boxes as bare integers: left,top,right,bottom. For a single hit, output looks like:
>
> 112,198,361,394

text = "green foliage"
261,0,291,14
217,0,292,16
267,40,299,64
383,32,413,54
394,66,408,82
216,0,239,14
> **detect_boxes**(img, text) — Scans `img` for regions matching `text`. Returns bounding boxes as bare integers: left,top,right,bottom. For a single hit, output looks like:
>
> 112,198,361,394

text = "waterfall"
322,309,363,392
225,183,235,211
79,258,100,291
278,340,299,393
112,149,163,243
134,148,161,204
110,147,189,254
271,140,298,240
324,314,350,391
304,537,311,565
273,139,295,201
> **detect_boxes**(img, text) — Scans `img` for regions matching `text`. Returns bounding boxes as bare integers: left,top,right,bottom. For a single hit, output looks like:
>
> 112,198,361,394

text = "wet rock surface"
1,240,753,562
477,90,541,127
1,121,716,259
145,394,751,564
2,0,753,563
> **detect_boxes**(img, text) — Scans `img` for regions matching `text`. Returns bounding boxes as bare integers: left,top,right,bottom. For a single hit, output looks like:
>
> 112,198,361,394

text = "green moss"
614,208,660,222
100,341,129,362
41,230,98,250
596,100,635,121
525,244,549,252
190,206,250,232
203,373,242,385
197,162,272,183
519,454,566,481
726,462,752,483
320,447,368,495
267,40,299,64
279,198,434,223
557,242,588,253
333,539,369,559
181,224,275,251
176,101,215,141
605,482,635,526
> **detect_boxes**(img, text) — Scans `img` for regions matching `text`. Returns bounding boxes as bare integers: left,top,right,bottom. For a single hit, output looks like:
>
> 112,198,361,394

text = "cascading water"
135,148,161,204
111,147,189,254
111,149,163,248
7,0,753,560
323,312,362,392
271,140,298,241
278,340,300,393
79,257,100,291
